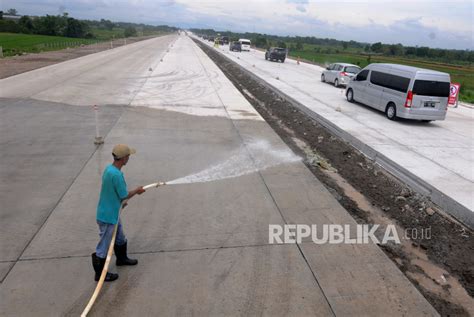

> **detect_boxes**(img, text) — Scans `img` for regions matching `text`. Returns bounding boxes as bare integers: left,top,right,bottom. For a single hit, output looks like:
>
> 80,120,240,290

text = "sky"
1,0,472,50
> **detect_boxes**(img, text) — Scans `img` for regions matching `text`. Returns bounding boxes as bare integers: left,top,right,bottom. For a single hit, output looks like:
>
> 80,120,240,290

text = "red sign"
448,83,460,106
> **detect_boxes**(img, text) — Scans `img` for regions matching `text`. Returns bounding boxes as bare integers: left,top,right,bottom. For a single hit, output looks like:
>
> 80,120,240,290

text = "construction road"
197,36,474,229
1,34,439,316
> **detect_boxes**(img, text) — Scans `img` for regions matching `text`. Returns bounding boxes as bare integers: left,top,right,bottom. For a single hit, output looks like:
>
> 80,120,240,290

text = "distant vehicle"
265,47,286,63
229,41,242,52
239,39,251,51
321,63,361,87
208,36,215,42
346,63,450,121
221,36,229,44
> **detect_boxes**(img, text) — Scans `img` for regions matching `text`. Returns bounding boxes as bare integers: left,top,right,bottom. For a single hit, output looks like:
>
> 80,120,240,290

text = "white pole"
93,105,104,144
0,46,3,58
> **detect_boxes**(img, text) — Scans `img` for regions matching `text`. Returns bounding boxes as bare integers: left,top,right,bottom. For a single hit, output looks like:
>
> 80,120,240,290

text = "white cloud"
2,0,472,49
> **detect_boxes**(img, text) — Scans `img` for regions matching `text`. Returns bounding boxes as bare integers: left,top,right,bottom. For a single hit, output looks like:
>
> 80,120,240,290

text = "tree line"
0,9,178,39
192,28,473,64
0,11,93,38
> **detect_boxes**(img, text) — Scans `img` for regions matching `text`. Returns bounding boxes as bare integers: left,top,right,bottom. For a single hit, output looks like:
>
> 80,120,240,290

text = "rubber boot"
114,242,138,266
91,253,119,282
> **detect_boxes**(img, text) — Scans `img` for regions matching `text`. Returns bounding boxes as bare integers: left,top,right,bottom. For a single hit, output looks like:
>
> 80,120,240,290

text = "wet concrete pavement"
0,35,438,316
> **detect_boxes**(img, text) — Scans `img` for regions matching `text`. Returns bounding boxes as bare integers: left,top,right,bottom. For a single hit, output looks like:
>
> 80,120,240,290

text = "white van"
239,39,251,51
346,63,450,121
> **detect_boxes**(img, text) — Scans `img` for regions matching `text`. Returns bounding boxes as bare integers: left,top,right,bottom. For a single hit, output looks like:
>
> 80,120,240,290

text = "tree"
19,15,34,33
371,42,383,53
0,11,3,19
342,42,348,50
295,42,303,50
100,19,114,30
7,8,18,16
65,17,88,37
254,36,267,48
416,46,430,57
277,41,287,48
124,26,137,37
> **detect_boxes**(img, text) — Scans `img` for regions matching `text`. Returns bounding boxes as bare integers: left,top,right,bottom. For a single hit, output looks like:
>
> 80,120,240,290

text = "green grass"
0,29,169,57
89,27,126,40
289,49,474,103
0,32,99,56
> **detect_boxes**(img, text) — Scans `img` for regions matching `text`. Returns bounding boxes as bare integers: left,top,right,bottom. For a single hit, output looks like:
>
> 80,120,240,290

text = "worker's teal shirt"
96,164,128,224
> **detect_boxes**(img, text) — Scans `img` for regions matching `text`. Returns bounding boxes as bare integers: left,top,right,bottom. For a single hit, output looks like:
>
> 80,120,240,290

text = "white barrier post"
0,46,3,58
93,105,104,144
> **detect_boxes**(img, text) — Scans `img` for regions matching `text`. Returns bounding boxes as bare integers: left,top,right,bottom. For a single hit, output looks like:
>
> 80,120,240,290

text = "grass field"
289,49,474,103
0,29,168,56
0,33,99,56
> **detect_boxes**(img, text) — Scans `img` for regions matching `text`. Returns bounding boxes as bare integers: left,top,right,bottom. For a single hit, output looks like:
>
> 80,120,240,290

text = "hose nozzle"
143,182,166,190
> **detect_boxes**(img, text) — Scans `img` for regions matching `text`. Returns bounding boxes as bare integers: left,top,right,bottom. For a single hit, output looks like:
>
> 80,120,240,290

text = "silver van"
346,63,451,121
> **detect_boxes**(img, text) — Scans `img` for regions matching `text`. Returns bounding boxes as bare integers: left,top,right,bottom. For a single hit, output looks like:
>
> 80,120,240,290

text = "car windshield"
275,48,286,52
344,66,360,74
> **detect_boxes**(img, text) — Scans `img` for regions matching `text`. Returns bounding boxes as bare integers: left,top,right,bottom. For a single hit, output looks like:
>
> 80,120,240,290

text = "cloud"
2,0,472,49
295,5,306,12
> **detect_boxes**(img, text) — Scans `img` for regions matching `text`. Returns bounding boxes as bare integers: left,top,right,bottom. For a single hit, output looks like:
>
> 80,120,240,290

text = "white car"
322,63,361,87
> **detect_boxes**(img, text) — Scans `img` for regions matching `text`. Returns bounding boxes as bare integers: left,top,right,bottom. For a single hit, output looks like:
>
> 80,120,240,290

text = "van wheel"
346,89,354,103
334,79,339,87
385,103,397,120
321,74,325,82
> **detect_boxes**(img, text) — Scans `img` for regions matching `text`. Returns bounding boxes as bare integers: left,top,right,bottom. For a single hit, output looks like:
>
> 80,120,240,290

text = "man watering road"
91,144,145,282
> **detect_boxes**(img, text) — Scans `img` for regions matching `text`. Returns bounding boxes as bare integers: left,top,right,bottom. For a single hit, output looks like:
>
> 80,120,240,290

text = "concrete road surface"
197,37,474,228
1,35,438,316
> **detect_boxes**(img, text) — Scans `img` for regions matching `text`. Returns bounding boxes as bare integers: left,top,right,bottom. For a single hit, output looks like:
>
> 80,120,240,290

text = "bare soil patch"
195,39,474,316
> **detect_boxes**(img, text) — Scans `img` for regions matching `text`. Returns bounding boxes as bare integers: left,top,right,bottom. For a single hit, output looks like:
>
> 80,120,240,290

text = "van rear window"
413,80,450,97
240,41,250,45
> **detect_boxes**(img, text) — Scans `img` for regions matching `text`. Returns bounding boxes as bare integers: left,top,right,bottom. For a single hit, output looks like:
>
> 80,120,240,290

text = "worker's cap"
112,144,136,159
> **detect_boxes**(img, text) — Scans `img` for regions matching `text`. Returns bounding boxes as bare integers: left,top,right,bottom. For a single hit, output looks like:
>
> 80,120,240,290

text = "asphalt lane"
0,35,438,316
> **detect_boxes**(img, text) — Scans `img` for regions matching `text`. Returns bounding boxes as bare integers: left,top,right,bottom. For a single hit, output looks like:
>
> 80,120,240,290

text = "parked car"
346,63,450,121
229,41,242,52
239,39,251,51
322,63,361,87
265,47,286,63
221,36,229,44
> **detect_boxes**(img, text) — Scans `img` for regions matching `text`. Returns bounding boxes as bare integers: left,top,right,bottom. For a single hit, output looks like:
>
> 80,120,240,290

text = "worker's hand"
136,186,145,195
122,200,129,209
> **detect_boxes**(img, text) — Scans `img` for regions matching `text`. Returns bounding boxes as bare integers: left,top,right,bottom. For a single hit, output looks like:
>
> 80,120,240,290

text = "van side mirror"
326,67,330,70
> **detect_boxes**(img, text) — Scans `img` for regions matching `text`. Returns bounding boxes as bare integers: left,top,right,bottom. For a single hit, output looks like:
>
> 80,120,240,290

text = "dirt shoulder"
194,39,474,317
0,35,160,79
